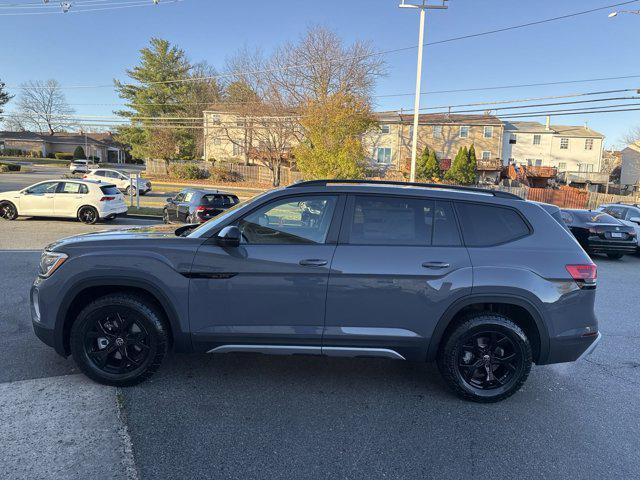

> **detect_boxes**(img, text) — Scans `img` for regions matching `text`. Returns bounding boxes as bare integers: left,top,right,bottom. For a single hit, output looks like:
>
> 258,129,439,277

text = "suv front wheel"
438,313,532,402
70,294,169,387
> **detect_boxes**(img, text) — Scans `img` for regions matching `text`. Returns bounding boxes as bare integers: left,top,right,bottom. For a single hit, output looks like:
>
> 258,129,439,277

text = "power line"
5,0,638,87
0,0,182,16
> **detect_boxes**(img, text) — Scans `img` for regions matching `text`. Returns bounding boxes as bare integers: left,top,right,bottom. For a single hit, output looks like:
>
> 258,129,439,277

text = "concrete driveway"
1,217,639,479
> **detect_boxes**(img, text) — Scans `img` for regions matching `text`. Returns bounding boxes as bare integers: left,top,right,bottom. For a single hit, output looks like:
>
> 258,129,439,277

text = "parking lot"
1,215,639,479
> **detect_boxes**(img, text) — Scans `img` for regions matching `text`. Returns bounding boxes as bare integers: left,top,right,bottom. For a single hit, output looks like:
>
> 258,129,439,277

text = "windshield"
187,191,270,237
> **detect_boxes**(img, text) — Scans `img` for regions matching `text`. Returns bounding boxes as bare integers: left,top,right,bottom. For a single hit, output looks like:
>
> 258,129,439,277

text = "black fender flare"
426,294,550,363
55,275,191,355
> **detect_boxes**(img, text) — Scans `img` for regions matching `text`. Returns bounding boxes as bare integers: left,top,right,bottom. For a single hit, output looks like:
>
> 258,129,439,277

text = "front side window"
560,138,569,149
28,182,59,195
375,147,392,164
347,196,461,246
483,126,493,138
455,202,530,247
459,126,469,138
533,134,541,145
238,195,337,245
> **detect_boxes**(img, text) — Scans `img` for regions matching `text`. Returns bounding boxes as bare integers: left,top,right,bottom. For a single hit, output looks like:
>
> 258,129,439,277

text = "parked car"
0,179,127,224
597,203,640,253
163,188,239,224
69,159,97,174
31,180,600,403
560,209,637,259
84,169,152,196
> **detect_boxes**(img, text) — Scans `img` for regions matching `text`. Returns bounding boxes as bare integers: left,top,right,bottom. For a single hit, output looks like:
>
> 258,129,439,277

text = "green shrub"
168,163,210,180
54,152,74,160
0,148,25,157
209,166,242,182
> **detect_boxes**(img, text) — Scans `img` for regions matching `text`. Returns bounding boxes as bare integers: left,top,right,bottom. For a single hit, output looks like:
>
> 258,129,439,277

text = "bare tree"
250,110,299,186
621,126,640,146
265,26,386,105
11,80,75,134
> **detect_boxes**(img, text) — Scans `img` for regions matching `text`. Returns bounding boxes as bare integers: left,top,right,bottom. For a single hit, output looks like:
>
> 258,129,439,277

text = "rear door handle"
422,261,450,269
299,259,328,267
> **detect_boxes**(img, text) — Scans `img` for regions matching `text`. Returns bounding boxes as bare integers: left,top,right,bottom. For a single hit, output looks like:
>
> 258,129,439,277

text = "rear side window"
455,202,530,246
347,196,461,246
100,185,120,196
59,182,88,194
202,194,238,208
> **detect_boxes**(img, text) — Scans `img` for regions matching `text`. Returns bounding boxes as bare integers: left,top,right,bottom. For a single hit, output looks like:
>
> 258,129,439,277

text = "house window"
210,114,221,125
459,126,469,138
232,143,244,156
408,125,414,138
483,126,493,138
585,138,594,150
375,147,392,164
433,125,442,138
558,162,567,170
236,119,244,127
560,138,569,149
380,124,390,134
481,151,491,160
533,134,541,145
526,159,534,166
578,164,594,173
535,159,542,166
213,137,221,146
509,134,517,144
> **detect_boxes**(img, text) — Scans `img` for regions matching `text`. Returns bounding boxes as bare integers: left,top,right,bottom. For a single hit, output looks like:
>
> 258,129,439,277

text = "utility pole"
399,0,448,182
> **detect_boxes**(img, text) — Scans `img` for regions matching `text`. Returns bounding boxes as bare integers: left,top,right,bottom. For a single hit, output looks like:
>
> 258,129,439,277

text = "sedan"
163,188,239,224
560,209,637,259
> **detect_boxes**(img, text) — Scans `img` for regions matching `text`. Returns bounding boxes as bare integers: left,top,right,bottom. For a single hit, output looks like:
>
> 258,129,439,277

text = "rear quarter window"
455,202,530,247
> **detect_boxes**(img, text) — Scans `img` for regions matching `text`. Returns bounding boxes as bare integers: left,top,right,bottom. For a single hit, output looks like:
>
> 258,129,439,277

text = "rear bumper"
98,205,128,218
587,238,636,254
543,331,601,364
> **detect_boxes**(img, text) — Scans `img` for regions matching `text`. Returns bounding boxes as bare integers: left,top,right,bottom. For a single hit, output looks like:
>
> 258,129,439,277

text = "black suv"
163,188,239,224
31,180,600,402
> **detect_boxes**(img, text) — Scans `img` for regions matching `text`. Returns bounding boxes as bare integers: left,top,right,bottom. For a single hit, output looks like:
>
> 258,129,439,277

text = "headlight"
39,251,68,278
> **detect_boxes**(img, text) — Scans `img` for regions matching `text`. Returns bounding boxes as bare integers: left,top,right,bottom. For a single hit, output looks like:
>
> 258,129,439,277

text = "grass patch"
127,206,163,217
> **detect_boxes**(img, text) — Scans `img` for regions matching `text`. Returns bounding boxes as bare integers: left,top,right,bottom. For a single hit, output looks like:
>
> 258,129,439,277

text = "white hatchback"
83,168,152,196
0,179,127,224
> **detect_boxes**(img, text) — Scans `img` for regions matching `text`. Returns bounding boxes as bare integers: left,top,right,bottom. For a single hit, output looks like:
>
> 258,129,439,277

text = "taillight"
566,264,597,286
195,206,207,212
100,196,115,202
82,175,88,179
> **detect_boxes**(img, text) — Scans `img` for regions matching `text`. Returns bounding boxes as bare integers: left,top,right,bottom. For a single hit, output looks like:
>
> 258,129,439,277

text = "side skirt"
207,344,406,360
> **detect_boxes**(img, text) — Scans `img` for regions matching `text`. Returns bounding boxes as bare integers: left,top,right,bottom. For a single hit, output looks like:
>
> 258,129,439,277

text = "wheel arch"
56,276,190,356
427,294,550,364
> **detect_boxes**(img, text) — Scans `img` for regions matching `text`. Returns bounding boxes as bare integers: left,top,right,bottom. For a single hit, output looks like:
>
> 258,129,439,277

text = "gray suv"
31,180,601,402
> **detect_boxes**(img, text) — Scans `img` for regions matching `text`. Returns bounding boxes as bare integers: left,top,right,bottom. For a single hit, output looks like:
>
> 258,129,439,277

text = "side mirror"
216,225,241,248
630,217,640,225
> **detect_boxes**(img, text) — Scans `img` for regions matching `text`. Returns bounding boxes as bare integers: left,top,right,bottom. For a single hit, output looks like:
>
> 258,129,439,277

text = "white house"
620,142,640,189
502,120,605,174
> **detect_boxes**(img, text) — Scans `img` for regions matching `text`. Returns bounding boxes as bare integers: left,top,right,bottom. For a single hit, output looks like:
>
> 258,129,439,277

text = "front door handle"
422,261,450,269
299,259,328,267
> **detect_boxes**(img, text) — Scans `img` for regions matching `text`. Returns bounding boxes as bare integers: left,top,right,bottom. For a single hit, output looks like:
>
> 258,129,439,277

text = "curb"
125,214,163,220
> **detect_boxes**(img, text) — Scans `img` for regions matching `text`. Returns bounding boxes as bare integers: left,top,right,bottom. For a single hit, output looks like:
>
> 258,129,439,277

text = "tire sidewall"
78,206,99,224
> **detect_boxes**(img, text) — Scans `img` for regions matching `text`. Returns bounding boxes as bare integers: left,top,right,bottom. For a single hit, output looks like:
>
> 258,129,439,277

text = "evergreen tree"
415,146,430,180
417,148,441,181
73,146,86,159
445,146,468,184
465,144,478,184
0,79,11,118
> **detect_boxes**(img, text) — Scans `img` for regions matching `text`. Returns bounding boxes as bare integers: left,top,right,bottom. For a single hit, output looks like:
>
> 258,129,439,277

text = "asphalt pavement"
0,218,639,479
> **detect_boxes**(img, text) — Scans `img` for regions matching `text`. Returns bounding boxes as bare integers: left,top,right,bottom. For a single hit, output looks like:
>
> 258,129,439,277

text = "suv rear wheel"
438,313,532,402
70,294,169,387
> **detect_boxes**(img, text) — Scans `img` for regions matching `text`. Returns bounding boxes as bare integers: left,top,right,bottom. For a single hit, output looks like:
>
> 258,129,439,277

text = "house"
501,120,606,188
363,112,505,181
0,131,127,162
620,143,640,190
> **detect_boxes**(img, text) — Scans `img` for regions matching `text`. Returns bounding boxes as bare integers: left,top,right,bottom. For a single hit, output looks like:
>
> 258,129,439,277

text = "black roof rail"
288,179,523,200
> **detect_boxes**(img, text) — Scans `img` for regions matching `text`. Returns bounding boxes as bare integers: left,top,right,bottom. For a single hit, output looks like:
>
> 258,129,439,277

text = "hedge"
168,163,210,180
54,152,74,160
0,163,21,172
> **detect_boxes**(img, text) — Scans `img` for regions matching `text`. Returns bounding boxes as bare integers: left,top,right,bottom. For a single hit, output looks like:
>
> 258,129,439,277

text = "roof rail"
288,179,523,200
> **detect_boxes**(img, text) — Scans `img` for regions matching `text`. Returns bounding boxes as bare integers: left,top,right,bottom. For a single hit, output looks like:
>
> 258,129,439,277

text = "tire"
0,201,18,220
78,206,99,224
607,253,624,260
126,186,138,197
437,313,532,403
70,293,169,387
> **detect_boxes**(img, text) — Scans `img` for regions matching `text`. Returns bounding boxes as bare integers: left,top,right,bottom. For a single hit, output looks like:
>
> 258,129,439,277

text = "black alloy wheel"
438,313,532,402
78,206,98,224
0,202,18,220
70,294,169,386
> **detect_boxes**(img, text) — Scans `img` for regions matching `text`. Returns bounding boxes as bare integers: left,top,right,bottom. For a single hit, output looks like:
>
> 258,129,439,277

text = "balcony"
559,171,609,185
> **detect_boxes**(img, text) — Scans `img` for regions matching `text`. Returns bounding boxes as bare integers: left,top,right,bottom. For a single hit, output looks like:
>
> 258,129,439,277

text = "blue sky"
1,0,639,147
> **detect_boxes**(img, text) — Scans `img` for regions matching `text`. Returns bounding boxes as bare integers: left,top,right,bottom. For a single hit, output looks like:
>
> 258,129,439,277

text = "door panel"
20,182,59,216
324,195,473,361
188,194,344,350
54,182,88,217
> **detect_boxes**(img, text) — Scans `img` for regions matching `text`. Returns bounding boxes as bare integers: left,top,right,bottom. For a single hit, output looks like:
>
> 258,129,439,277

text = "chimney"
545,116,550,131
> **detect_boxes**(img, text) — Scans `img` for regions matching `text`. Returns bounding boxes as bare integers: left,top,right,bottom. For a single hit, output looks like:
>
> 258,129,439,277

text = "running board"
207,344,405,360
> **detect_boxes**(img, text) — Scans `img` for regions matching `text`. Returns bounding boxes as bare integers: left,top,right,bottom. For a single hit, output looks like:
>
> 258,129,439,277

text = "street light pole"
399,0,448,182
608,9,640,17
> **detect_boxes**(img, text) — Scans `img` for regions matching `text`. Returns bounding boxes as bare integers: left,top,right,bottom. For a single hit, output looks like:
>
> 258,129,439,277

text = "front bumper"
31,281,59,352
